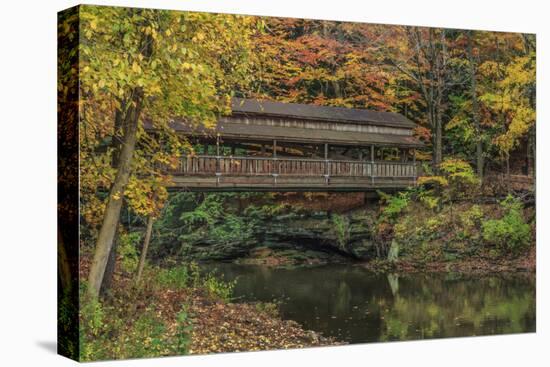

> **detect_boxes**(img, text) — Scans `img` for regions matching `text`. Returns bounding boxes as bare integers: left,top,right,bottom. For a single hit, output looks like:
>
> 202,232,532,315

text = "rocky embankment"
182,208,380,262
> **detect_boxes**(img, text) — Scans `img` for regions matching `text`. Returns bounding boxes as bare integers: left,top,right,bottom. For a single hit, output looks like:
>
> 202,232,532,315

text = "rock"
181,208,383,262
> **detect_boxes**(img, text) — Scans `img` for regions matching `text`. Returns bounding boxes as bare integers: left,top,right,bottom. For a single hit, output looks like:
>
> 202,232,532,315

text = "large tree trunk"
135,216,154,283
87,91,143,299
467,31,483,179
99,110,124,297
99,229,118,297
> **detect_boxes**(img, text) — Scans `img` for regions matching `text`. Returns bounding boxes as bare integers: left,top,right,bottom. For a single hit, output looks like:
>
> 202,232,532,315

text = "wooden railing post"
370,145,375,185
215,134,221,185
324,143,330,185
273,140,278,185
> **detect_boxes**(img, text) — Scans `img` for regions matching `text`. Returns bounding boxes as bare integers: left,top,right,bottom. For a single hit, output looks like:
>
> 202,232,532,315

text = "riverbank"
232,248,535,277
187,292,340,354
360,246,536,275
78,257,341,360
150,191,536,273
232,240,536,275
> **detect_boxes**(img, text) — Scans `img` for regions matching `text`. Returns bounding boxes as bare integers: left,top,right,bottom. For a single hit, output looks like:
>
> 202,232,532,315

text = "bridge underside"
168,175,416,192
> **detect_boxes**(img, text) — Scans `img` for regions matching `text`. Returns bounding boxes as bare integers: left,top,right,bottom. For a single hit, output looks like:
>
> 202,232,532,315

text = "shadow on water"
203,263,536,344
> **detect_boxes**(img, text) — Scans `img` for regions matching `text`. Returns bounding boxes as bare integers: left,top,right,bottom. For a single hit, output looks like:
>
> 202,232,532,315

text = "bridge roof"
145,119,423,147
143,98,424,147
231,98,417,129
216,121,422,147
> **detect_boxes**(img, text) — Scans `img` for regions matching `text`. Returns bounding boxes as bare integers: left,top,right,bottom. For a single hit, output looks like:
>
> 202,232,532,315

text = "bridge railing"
166,155,418,179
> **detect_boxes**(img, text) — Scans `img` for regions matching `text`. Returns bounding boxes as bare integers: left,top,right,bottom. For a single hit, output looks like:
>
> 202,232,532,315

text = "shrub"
461,205,483,228
425,217,442,232
125,310,167,358
117,232,141,274
202,272,235,302
417,175,449,187
378,191,410,222
79,296,107,361
332,214,350,250
393,219,409,242
418,158,480,202
79,295,193,360
154,262,201,289
460,205,484,239
172,306,193,355
482,195,531,254
419,191,439,210
155,266,190,289
413,216,443,241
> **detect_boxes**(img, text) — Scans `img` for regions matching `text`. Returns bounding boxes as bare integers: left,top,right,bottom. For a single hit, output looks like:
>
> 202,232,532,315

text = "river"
202,263,535,344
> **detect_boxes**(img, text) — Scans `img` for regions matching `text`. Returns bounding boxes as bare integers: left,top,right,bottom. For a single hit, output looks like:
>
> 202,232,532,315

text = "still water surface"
203,263,535,343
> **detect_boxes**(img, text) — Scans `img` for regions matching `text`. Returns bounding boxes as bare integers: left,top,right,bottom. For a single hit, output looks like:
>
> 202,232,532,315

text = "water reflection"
202,263,535,344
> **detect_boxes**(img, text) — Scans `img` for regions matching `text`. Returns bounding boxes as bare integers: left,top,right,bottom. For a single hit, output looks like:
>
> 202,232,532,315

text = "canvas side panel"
57,5,80,361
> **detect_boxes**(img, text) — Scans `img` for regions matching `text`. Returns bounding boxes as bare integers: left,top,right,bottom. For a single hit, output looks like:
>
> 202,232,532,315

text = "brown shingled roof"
231,98,417,129
143,119,424,148
142,98,423,147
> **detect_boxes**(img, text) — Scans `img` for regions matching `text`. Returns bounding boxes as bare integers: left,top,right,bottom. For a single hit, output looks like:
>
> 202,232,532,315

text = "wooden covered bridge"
146,98,423,191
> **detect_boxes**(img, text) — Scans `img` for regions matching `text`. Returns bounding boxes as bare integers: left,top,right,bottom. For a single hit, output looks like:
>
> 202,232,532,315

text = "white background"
0,0,547,365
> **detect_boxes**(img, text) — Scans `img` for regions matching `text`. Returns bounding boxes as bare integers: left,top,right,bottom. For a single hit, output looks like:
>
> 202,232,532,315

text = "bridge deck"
164,155,419,191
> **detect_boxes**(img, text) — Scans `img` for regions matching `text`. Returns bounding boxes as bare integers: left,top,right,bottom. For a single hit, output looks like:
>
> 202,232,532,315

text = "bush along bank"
363,190,535,274
362,159,535,273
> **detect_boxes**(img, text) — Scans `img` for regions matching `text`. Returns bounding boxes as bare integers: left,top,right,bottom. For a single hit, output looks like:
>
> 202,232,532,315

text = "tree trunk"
99,229,118,297
434,107,443,169
99,112,124,298
58,227,72,294
531,126,536,178
506,153,511,193
467,31,483,180
87,90,143,299
135,215,154,283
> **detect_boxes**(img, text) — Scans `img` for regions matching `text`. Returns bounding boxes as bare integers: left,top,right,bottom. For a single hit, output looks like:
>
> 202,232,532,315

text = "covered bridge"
146,98,423,191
